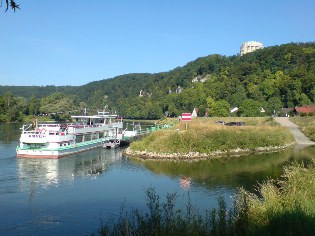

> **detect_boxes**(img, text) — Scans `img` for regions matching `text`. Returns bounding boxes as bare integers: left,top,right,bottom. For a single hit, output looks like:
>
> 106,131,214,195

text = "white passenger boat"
16,111,123,158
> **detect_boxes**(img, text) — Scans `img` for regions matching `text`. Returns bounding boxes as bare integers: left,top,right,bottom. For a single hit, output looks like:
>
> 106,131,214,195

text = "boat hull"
16,140,103,159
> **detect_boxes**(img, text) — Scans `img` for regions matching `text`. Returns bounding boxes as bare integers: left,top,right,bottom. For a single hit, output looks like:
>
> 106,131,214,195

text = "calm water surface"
0,123,314,235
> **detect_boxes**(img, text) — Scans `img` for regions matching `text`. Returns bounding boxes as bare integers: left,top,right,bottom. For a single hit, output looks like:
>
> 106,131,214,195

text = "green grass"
93,161,315,236
290,117,315,141
237,160,315,235
130,117,294,155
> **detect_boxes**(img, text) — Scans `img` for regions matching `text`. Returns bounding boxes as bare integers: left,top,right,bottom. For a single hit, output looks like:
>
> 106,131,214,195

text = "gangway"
102,122,175,148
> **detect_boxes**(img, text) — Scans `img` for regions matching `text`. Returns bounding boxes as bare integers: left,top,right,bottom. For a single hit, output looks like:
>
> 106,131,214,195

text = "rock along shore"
123,143,295,162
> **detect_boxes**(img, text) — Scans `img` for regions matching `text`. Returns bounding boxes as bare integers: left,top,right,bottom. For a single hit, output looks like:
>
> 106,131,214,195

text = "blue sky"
1,0,314,86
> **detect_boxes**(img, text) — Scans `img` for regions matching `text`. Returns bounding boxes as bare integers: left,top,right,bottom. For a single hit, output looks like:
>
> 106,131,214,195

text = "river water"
0,123,314,235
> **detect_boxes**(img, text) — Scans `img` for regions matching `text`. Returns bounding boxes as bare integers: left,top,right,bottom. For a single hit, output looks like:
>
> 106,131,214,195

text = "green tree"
297,93,311,106
147,102,164,119
266,97,282,116
88,90,108,110
0,93,18,121
167,102,179,117
39,92,75,115
206,96,215,109
260,78,277,99
311,87,315,103
239,99,265,117
226,85,247,107
209,100,230,117
28,95,40,115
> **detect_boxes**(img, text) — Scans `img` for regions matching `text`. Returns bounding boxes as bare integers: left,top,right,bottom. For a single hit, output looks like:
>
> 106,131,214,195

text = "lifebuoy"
40,128,46,134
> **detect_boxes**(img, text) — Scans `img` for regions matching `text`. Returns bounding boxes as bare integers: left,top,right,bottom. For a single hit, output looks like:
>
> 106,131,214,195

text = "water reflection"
17,148,123,200
0,123,21,144
180,176,191,190
133,145,315,192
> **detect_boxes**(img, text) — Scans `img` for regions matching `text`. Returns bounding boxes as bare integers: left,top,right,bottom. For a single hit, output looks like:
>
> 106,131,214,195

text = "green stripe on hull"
16,139,105,152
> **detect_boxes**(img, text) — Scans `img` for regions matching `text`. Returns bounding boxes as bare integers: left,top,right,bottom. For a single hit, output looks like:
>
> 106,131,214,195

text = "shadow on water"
132,145,315,191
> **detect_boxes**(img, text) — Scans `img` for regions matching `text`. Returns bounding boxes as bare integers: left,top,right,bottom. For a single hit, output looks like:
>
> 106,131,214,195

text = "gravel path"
275,117,315,146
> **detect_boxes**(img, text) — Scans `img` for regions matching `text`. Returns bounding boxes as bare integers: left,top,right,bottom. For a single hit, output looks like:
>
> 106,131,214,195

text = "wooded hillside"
1,42,315,121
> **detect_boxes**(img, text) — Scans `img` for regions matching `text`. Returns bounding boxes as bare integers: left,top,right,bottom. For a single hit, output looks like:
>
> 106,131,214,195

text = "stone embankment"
123,144,294,161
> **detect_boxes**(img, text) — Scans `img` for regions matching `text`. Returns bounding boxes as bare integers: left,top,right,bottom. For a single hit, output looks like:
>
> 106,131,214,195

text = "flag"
32,117,36,128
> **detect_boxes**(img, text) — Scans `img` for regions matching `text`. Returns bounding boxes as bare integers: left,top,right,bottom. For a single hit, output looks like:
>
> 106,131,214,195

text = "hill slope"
1,42,315,119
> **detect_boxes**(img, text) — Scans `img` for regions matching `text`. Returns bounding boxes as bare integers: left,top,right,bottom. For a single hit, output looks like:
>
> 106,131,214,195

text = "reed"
236,160,315,235
95,188,240,236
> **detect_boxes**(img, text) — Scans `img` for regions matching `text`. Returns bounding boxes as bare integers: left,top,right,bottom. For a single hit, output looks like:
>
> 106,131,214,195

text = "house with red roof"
293,105,315,115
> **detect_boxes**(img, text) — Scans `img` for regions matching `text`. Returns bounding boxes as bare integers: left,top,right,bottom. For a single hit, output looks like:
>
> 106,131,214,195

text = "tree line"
1,42,315,121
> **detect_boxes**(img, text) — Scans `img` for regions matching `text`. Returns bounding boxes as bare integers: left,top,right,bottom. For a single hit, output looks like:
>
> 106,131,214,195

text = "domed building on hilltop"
240,41,264,56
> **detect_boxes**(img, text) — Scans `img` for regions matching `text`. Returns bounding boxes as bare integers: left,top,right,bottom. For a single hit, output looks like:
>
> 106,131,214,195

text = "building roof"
294,105,315,113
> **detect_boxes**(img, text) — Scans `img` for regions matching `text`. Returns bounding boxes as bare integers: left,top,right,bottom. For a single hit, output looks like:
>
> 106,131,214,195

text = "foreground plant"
237,160,315,235
93,161,315,236
94,188,240,236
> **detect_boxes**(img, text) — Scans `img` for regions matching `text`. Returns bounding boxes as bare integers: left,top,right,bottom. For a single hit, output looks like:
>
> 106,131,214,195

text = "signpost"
181,113,192,130
181,113,192,121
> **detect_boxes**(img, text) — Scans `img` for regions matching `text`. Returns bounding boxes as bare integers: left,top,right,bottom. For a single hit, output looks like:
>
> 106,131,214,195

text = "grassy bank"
237,160,315,235
290,117,315,141
94,161,315,236
129,117,295,159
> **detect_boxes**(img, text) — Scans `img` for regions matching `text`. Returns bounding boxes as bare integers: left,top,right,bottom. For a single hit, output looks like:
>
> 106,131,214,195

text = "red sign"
181,113,192,121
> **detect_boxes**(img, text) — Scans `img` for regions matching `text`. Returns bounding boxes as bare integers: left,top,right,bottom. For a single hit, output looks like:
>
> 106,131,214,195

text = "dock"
103,123,175,149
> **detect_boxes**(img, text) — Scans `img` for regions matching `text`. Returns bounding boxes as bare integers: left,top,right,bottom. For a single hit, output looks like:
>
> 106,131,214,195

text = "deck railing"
122,123,176,141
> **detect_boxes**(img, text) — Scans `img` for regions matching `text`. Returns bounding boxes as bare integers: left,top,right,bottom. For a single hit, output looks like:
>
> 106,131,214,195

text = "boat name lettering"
29,134,46,138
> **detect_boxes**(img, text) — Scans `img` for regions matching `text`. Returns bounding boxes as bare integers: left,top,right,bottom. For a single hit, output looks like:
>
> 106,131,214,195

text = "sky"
0,0,315,86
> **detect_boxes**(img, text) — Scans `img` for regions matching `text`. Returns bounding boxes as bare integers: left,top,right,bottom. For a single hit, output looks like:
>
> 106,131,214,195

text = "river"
0,123,314,235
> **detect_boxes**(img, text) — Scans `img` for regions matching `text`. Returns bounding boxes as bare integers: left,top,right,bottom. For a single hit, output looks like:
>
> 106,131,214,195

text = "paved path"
275,117,315,146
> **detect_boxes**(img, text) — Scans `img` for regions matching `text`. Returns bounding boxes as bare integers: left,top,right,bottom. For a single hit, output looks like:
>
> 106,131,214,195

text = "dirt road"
275,117,315,146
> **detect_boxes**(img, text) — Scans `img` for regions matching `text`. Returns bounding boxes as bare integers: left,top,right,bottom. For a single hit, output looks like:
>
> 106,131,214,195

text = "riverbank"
124,143,294,161
125,117,296,160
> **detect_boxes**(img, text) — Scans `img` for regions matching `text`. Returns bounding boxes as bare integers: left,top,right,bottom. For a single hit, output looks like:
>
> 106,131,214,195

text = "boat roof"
71,115,117,119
